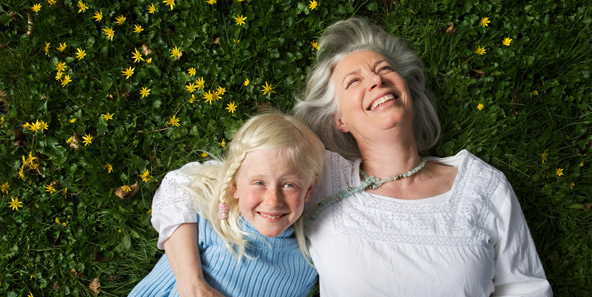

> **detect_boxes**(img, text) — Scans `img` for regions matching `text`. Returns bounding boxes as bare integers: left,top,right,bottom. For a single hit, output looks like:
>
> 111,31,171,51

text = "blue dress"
129,215,317,297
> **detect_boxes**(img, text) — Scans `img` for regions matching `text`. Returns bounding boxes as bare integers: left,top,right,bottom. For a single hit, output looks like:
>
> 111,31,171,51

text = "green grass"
1,0,590,296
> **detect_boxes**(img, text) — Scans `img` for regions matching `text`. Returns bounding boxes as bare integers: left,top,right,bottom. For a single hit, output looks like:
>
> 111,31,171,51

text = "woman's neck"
357,131,421,180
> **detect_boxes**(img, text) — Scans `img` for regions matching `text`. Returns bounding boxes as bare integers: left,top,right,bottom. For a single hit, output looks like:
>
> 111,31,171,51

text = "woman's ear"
335,116,350,133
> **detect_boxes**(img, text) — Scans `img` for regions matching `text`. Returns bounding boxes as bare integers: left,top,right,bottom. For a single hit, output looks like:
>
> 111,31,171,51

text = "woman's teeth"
369,94,395,110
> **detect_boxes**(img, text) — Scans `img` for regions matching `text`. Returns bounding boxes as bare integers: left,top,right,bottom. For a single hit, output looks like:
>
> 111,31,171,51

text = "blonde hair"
178,112,325,260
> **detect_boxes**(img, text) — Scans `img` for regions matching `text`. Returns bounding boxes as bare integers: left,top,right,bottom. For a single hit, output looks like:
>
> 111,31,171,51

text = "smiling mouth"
258,212,285,220
368,93,398,111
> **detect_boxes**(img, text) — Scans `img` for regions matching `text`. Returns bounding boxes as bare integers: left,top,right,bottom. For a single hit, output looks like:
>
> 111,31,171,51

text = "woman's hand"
164,223,225,297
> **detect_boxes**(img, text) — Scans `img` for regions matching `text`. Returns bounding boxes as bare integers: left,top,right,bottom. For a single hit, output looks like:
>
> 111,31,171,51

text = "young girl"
129,112,324,297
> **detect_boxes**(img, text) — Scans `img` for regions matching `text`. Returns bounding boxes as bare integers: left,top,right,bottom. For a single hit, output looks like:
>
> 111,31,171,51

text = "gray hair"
294,17,441,160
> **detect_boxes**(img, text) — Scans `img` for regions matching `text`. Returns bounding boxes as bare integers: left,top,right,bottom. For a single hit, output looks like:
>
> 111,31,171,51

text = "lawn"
0,0,590,296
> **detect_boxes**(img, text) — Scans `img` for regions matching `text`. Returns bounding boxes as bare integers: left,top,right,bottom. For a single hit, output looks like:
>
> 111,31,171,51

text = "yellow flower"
115,15,126,25
82,133,92,146
243,78,250,86
102,112,114,121
75,48,86,60
133,24,144,34
502,37,512,46
185,82,198,93
8,197,23,211
103,27,115,41
532,90,539,96
216,86,226,96
70,118,77,123
541,150,548,163
163,0,175,10
579,162,584,167
32,3,42,13
0,182,9,194
480,17,490,27
188,67,196,76
77,1,88,13
148,3,156,14
221,139,226,148
55,60,66,72
48,0,56,6
475,45,486,55
61,75,72,87
140,86,151,98
55,71,63,80
28,292,34,297
170,46,181,59
555,168,563,177
195,77,205,90
200,152,208,157
44,42,50,55
66,136,72,144
477,103,484,110
309,0,318,10
570,182,575,189
104,163,113,173
140,170,153,182
226,102,237,113
93,11,103,22
188,94,197,103
122,185,131,192
131,48,144,63
146,58,152,64
233,39,240,44
122,66,135,79
168,115,180,127
18,165,25,179
206,0,216,4
45,184,57,194
23,152,39,169
261,81,275,96
234,15,247,26
57,42,67,52
38,120,48,131
311,41,319,50
203,90,214,104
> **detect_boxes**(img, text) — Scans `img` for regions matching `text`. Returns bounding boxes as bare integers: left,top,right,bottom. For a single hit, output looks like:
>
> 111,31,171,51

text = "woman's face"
331,50,413,140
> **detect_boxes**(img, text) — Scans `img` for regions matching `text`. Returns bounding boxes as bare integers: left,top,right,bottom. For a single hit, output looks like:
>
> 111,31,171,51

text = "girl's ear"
304,176,319,202
231,183,239,199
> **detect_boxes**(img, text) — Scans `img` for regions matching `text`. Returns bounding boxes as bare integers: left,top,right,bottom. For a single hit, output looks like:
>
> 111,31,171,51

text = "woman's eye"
254,181,264,186
346,78,360,88
378,65,393,73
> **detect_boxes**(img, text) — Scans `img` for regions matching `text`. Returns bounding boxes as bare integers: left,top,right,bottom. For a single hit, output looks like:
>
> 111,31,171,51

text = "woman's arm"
163,223,224,297
492,176,552,297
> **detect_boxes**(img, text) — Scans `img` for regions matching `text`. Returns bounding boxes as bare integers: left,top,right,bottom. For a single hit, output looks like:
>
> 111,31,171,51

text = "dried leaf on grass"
89,278,101,296
114,182,139,199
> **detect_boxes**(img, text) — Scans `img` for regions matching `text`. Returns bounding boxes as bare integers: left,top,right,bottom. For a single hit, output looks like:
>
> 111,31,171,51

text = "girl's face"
232,148,315,237
331,50,413,140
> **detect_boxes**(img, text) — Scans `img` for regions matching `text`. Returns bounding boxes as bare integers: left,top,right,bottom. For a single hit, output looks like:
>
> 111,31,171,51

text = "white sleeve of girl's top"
150,162,202,249
492,175,553,297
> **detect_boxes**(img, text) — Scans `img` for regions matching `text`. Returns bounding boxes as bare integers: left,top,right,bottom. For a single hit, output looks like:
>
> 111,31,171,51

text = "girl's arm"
163,223,224,297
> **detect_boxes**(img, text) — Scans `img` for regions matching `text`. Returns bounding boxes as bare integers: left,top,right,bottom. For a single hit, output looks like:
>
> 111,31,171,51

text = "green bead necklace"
305,159,426,225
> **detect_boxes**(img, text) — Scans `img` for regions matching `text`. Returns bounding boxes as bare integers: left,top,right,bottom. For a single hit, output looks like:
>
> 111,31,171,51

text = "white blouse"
151,150,552,296
304,150,552,296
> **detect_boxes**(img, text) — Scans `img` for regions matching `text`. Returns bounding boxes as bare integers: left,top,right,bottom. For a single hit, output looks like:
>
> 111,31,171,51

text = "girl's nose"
264,187,284,207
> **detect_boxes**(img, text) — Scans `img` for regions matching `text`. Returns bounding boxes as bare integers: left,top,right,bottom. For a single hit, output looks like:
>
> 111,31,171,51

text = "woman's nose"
368,73,383,90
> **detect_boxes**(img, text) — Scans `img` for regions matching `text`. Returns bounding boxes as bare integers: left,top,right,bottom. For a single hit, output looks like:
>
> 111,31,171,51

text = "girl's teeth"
370,94,395,110
260,213,281,219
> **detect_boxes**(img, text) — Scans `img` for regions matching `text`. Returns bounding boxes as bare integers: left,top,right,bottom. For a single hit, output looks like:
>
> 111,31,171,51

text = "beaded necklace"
305,159,426,225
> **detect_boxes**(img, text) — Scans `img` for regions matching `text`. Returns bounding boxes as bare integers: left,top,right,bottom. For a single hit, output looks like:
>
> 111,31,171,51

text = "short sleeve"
491,175,553,296
150,162,202,249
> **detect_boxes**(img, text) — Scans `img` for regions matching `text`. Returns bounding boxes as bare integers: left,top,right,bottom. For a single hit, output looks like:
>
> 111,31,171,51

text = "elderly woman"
149,18,551,296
